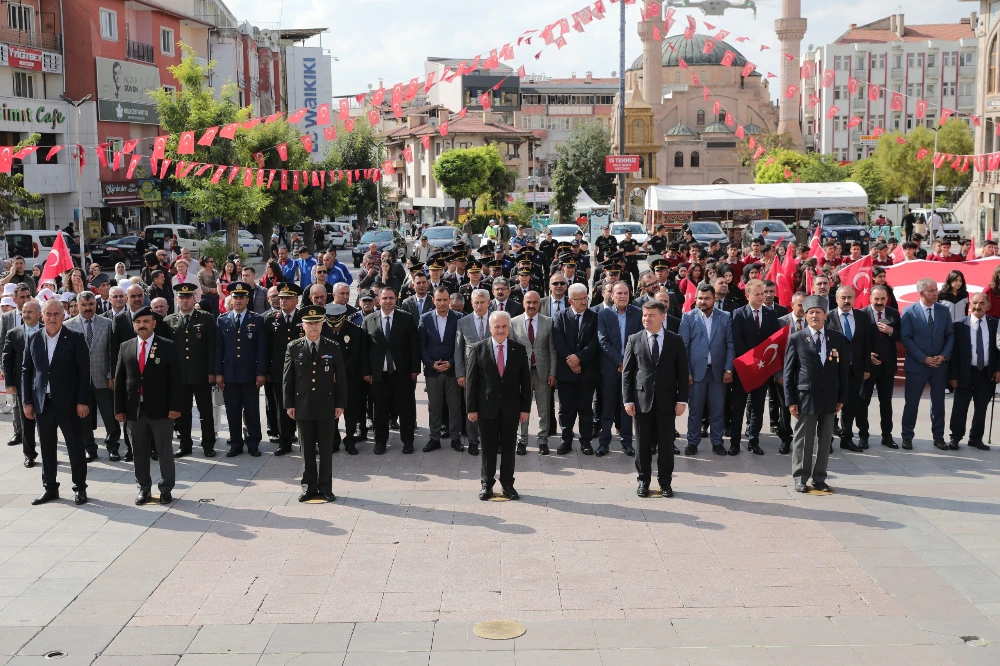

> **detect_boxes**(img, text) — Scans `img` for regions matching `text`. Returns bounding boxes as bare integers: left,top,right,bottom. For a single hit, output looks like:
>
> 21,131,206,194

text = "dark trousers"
177,383,216,451
480,415,517,489
298,418,334,494
767,378,781,430
83,386,119,456
592,380,603,430
264,379,279,436
131,410,175,493
599,373,632,447
263,381,295,447
557,379,596,446
634,407,675,485
372,372,416,446
625,262,639,291
36,404,86,492
342,380,363,445
729,377,767,447
949,368,996,445
13,391,36,460
838,374,865,443
858,371,894,440
223,382,262,452
771,378,792,444
902,366,947,440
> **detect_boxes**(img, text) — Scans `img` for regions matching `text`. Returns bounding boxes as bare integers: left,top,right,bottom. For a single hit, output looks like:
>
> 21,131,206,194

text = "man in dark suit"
763,280,789,318
466,310,532,500
824,285,872,452
262,283,302,455
729,280,782,455
775,293,808,454
784,295,850,493
948,293,1000,451
419,286,464,453
114,308,183,505
490,277,524,318
860,286,901,449
553,283,600,455
398,272,432,325
3,299,39,468
596,282,642,457
108,283,147,461
22,299,91,505
361,286,421,454
623,300,689,497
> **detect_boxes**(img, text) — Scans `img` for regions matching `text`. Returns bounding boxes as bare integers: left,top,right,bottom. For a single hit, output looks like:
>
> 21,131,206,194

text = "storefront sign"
97,99,159,124
0,102,66,130
0,44,62,73
138,179,161,202
102,181,139,198
95,57,161,125
605,155,641,173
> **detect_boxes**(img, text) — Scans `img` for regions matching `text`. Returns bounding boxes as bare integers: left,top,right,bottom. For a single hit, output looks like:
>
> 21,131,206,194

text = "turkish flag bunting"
714,30,730,40
311,171,319,187
228,166,240,185
733,326,789,391
682,279,696,312
194,164,213,177
573,19,584,33
890,92,903,111
208,165,225,184
480,93,492,110
39,229,74,283
767,72,776,78
691,73,700,86
371,88,385,105
555,36,567,49
500,44,515,60
777,244,797,307
355,93,366,105
665,17,675,31
280,170,288,190
382,160,396,176
558,17,570,33
916,147,930,161
241,118,261,131
763,157,777,168
264,113,282,124
783,168,792,178
868,84,880,101
961,156,970,173
300,135,313,153
838,255,874,308
848,116,863,128
458,107,468,118
950,155,962,170
807,94,820,109
484,49,500,69
125,154,142,179
317,104,331,125
403,146,413,163
344,118,355,132
872,127,884,137
277,143,288,161
368,109,381,126
808,226,823,259
324,126,337,141
652,27,661,40
392,83,403,107
971,114,982,127
392,103,403,119
742,62,756,77
198,127,219,146
642,1,660,20
679,58,688,69
95,144,108,168
339,99,351,120
822,69,834,87
75,145,86,173
784,84,799,99
159,159,171,179
406,77,419,100
896,136,907,145
933,152,947,169
975,154,987,172
256,168,266,187
915,100,927,119
748,137,756,149
440,121,449,136
152,135,168,160
220,123,239,139
299,170,308,188
580,8,593,23
113,151,123,171
253,152,265,168
702,39,716,55
45,145,63,161
753,145,765,160
735,125,745,139
518,65,526,77
703,86,710,101
687,14,695,29
593,1,605,19
940,108,954,124
704,22,715,30
724,112,735,127
292,172,300,190
683,26,695,40
848,78,858,94
267,170,276,188
0,147,11,174
12,146,39,160
826,105,840,119
720,50,735,66
713,100,721,115
421,135,431,150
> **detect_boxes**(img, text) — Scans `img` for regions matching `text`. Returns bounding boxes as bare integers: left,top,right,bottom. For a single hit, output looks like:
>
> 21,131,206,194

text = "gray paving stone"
187,625,276,654
512,649,602,666
342,653,429,666
511,621,597,651
93,657,180,666
103,626,200,656
264,623,354,653
18,624,120,656
257,655,346,666
672,618,764,647
346,623,433,653
592,619,679,648
752,617,848,647
429,651,516,666
0,628,39,657
597,649,689,666
429,623,513,651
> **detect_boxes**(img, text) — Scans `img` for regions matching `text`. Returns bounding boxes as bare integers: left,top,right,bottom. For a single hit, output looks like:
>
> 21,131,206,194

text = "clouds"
225,0,967,100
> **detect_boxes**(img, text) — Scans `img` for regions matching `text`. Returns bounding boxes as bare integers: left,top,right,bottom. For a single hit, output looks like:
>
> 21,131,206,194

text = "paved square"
1,384,999,664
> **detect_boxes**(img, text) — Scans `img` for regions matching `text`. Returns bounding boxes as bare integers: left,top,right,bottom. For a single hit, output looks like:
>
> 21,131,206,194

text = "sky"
226,0,974,99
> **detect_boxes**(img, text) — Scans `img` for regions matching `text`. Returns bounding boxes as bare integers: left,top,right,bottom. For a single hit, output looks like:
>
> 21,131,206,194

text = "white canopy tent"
644,182,868,212
573,188,603,215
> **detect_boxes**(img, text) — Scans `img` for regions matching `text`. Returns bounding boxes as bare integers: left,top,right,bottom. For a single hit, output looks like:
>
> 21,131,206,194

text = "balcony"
392,158,405,169
959,65,977,78
127,40,154,64
852,98,867,110
958,95,976,109
0,25,62,51
890,68,904,79
925,66,941,79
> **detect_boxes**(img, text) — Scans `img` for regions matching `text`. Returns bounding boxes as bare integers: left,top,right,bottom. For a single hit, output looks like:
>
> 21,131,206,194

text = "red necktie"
497,343,505,377
499,301,504,312
138,340,147,395
527,318,536,366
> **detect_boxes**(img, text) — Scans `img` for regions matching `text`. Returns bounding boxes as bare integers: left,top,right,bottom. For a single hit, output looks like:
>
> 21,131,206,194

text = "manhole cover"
961,635,989,647
44,651,66,659
473,620,526,640
488,496,511,502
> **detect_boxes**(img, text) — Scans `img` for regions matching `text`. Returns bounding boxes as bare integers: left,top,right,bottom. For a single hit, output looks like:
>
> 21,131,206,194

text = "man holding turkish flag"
40,230,75,284
835,255,873,308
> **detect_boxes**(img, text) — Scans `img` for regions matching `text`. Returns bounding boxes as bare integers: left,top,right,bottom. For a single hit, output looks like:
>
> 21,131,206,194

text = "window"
892,113,901,130
943,81,956,97
877,54,886,69
873,115,884,128
674,151,684,167
674,71,681,83
906,115,914,130
928,53,936,67
991,37,998,94
834,85,842,100
925,114,936,128
943,51,958,66
907,83,922,98
925,83,935,97
696,110,705,125
99,8,117,40
917,53,924,67
893,54,902,69
690,151,700,167
160,27,175,56
12,72,34,98
834,56,843,70
907,53,914,68
7,3,33,32
161,85,176,94
960,51,976,67
855,55,866,70
960,81,975,97
435,142,441,156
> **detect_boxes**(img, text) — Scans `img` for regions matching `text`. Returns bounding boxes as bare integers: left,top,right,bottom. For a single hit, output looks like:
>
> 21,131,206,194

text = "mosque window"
674,151,684,167
691,151,700,167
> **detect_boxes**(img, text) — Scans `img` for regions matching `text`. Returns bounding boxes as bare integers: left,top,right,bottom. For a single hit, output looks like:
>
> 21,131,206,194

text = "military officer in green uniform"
165,283,218,457
283,305,347,502
264,282,302,455
327,304,365,455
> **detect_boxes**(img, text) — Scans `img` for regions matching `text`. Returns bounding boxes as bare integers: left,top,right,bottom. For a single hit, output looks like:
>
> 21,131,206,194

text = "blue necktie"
842,313,853,341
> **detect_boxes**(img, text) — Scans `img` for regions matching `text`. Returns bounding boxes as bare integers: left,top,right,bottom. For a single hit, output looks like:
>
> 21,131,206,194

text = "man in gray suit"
510,291,557,455
399,272,432,324
596,282,642,457
1,283,31,447
66,292,120,461
679,284,735,456
455,288,492,456
540,272,569,319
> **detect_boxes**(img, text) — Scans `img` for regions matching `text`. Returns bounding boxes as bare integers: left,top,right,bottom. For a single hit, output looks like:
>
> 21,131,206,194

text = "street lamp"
373,139,386,228
929,126,940,214
59,93,92,270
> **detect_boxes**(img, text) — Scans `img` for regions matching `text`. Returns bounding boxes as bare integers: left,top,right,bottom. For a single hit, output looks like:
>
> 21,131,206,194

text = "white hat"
39,278,57,289
59,291,76,304
36,288,56,302
2,284,16,296
0,297,14,308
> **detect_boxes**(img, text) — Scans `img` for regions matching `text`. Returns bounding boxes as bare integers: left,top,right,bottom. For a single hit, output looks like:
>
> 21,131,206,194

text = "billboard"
0,44,62,73
605,155,641,173
95,57,161,125
284,46,333,163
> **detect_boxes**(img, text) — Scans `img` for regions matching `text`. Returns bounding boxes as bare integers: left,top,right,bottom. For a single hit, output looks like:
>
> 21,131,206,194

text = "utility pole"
60,94,92,269
616,0,626,222
930,127,939,209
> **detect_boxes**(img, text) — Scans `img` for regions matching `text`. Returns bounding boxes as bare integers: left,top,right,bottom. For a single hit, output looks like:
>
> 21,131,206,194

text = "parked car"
145,224,205,255
742,220,796,250
89,235,144,270
321,222,353,249
910,208,962,241
4,230,76,268
808,209,871,253
210,229,264,257
352,228,407,267
421,225,469,253
609,222,650,259
685,221,730,252
545,224,582,246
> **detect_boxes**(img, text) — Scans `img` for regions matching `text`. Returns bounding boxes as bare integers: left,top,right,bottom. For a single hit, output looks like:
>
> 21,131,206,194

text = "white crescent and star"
757,343,780,368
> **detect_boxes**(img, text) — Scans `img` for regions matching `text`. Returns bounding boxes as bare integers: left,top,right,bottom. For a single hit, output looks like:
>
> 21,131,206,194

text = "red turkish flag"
678,58,688,69
742,62,756,77
267,170,276,188
151,135,168,160
848,116,863,128
971,114,981,127
713,100,721,115
241,118,261,131
940,108,954,124
198,127,219,146
808,226,823,259
884,259,1000,311
392,103,403,119
194,164,213,177
242,168,252,187
458,107,468,118
652,27,661,40
777,245,796,306
868,84,880,101
784,84,799,99
848,77,858,94
421,135,431,150
807,94,820,109
683,26,695,40
371,88,385,105
642,0,661,20
891,244,905,264
220,123,239,139
424,72,436,94
280,170,288,190
324,126,337,141
317,104,330,125
837,255,873,307
300,135,313,153
264,113,282,124
382,159,395,176
826,105,840,119
95,144,108,168
703,86,710,101
702,39,716,55
355,93,365,105
39,230,74,284
682,279,696,312
403,146,413,163
735,125,745,139
692,73,700,86
0,147,11,175
367,109,381,126
822,69,834,87
277,143,288,161
391,83,403,107
896,136,907,145
339,99,350,120
753,145,765,160
256,168,265,187
253,152,265,168
480,93,492,110
158,159,171,179
724,112,734,127
45,145,63,162
720,50,735,66
890,92,903,111
915,100,927,119
209,165,225,184
344,118,355,132
112,151,123,171
287,108,307,124
500,44,514,60
440,121,449,136
125,154,141,179
733,326,789,391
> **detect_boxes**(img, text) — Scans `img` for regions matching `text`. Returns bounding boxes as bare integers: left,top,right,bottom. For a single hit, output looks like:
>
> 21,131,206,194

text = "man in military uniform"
491,245,513,277
560,254,589,289
459,260,491,313
327,304,365,455
510,267,537,305
591,264,627,307
427,256,458,294
215,282,268,457
594,225,618,264
165,283,218,458
283,305,346,502
398,262,425,301
263,283,302,455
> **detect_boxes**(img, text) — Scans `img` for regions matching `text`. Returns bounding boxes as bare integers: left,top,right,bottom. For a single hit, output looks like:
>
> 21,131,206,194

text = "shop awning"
644,182,868,212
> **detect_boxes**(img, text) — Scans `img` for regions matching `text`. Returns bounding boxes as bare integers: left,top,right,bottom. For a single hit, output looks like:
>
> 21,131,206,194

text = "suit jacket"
552,307,600,382
465,337,532,420
769,304,790,318
419,309,461,377
248,285,269,314
540,295,569,320
109,309,138,373
454,310,492,378
949,315,1000,388
509,312,557,379
64,314,114,386
215,310,268,381
264,308,302,381
0,310,20,356
679,308,735,383
400,293,434,325
825,307,873,379
596,305,643,377
731,305,782,360
864,305,900,375
2,326,31,392
664,314,681,334
489,298,524,318
783,327,850,415
622,329,690,414
361,308,421,381
22,326,91,415
900,302,955,373
113,336,183,420
282,336,348,419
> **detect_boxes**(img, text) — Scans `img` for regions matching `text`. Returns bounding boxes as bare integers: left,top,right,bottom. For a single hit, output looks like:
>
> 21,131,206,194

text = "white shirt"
838,309,856,336
381,311,394,372
435,312,449,341
971,315,990,368
136,334,154,365
700,309,714,365
808,325,827,364
491,338,506,365
44,328,59,394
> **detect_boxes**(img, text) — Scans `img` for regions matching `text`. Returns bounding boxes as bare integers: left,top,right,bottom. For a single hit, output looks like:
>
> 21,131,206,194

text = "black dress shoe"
401,443,414,454
901,439,913,450
7,434,21,446
373,443,387,455
345,443,359,455
74,492,87,505
684,444,697,456
727,444,740,456
556,443,572,455
422,440,441,453
225,449,240,457
581,444,594,455
204,448,217,458
970,442,992,451
778,442,791,455
322,493,336,502
769,425,778,435
673,446,680,455
389,419,400,430
700,428,709,438
594,444,608,457
249,450,262,457
537,443,548,455
159,492,172,504
85,451,98,463
468,443,479,456
933,439,950,451
660,485,673,498
150,450,158,461
622,443,635,456
501,486,519,500
479,487,493,501
123,451,134,462
858,439,870,450
840,441,863,453
724,426,731,438
748,443,764,455
108,452,121,462
516,443,527,455
32,490,58,505
356,430,369,442
712,444,728,456
637,483,650,498
948,440,960,451
135,491,151,505
298,492,313,502
795,483,809,493
451,440,465,452
812,481,832,492
881,438,899,449
174,448,192,458
24,457,35,468
273,447,292,456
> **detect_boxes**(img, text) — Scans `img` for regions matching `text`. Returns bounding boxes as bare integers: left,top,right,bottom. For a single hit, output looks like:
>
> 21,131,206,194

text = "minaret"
775,0,806,150
637,4,662,107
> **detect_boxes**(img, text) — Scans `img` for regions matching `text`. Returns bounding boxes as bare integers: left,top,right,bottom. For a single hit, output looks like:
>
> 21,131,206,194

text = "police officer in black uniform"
539,229,559,266
264,283,302,455
283,305,347,503
594,225,619,264
559,254,590,289
644,224,669,258
619,229,641,291
165,283,217,457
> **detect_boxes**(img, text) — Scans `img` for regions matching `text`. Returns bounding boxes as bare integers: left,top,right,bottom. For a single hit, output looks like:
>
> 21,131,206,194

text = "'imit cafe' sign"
0,103,66,130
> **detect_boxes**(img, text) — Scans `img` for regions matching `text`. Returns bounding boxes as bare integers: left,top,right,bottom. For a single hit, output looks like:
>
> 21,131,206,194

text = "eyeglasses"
316,270,328,274
550,281,567,286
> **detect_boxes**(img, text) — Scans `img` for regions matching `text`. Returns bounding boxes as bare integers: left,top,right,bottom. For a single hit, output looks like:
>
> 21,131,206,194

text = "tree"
849,158,898,209
875,120,973,205
433,147,491,222
550,158,581,223
734,132,794,167
482,145,518,209
935,118,974,193
553,121,615,202
753,149,808,183
333,121,386,228
797,152,850,183
0,135,44,229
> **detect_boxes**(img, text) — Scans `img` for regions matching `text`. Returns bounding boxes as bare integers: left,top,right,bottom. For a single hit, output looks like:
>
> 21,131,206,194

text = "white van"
144,224,205,254
4,230,76,268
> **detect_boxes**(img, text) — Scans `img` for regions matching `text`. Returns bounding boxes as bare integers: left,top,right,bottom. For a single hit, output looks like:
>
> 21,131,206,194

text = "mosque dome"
629,34,761,74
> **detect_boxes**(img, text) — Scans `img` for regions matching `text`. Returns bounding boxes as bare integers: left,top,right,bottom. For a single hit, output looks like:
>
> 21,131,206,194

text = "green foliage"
874,121,973,205
753,149,808,183
554,121,615,202
331,121,385,227
433,146,493,222
551,160,581,224
483,146,518,210
935,119,974,191
798,152,850,183
0,134,43,229
734,133,794,167
459,208,528,234
504,198,536,226
200,237,246,265
849,158,898,208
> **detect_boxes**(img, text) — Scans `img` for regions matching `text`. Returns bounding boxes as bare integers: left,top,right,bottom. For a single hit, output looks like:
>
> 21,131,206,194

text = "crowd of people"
2,219,999,505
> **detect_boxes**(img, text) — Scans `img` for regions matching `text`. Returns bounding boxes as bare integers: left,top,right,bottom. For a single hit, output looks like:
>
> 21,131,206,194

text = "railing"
852,98,867,110
890,68,904,79
0,26,61,51
127,40,154,64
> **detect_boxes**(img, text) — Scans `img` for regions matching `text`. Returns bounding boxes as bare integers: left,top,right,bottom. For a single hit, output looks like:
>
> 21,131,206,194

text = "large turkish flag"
883,258,1000,311
733,326,790,392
